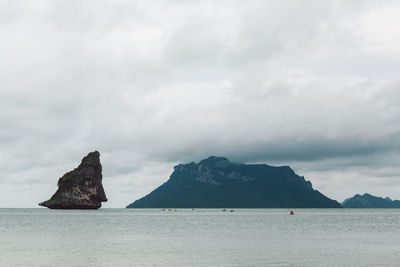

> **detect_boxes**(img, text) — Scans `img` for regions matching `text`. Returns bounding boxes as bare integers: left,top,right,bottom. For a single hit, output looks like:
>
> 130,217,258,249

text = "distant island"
126,156,341,208
39,151,107,209
342,193,400,208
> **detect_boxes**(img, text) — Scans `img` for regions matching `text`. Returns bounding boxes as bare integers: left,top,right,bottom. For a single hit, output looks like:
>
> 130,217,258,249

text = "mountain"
126,156,341,208
39,151,107,209
342,193,400,208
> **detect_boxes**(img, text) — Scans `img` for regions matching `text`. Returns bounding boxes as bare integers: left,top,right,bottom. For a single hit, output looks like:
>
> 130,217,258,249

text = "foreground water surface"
0,208,399,266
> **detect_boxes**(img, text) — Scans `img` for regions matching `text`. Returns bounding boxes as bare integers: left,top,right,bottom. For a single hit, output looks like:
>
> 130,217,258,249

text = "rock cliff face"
127,156,341,208
39,151,107,209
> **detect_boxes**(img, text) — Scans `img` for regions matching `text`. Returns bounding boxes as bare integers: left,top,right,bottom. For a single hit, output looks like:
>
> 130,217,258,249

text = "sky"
1,0,400,208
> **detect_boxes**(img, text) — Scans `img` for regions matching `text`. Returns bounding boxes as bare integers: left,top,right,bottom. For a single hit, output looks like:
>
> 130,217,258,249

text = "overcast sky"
1,0,400,207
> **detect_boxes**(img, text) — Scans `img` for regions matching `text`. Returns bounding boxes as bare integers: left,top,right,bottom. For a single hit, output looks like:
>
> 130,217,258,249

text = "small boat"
222,209,227,211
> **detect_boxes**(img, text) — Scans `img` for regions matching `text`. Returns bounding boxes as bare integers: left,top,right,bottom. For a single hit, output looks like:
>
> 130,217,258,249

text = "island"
126,156,341,208
39,151,107,209
342,193,400,208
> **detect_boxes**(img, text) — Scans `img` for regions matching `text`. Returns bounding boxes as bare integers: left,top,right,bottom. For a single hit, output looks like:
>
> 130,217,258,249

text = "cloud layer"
1,0,400,207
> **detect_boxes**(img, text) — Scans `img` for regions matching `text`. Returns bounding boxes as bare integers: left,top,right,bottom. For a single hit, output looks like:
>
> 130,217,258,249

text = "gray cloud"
1,0,400,207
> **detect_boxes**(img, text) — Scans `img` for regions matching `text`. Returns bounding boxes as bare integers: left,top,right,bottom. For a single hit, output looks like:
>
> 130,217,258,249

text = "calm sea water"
0,208,399,267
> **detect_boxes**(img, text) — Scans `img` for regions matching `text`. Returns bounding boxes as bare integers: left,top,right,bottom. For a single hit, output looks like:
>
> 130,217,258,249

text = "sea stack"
39,151,107,209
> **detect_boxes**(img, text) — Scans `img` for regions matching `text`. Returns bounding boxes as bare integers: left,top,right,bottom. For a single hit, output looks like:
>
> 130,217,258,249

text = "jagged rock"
39,151,107,209
126,156,341,208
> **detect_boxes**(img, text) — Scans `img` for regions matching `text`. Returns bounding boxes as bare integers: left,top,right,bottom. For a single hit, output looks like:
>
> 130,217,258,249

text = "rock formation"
39,151,107,209
126,156,341,208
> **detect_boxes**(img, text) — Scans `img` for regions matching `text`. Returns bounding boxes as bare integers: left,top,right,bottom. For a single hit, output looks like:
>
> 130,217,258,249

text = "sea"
0,208,399,267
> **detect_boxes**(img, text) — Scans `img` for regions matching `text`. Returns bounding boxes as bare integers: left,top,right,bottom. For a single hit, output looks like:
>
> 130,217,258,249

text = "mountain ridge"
127,156,341,208
342,193,400,208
